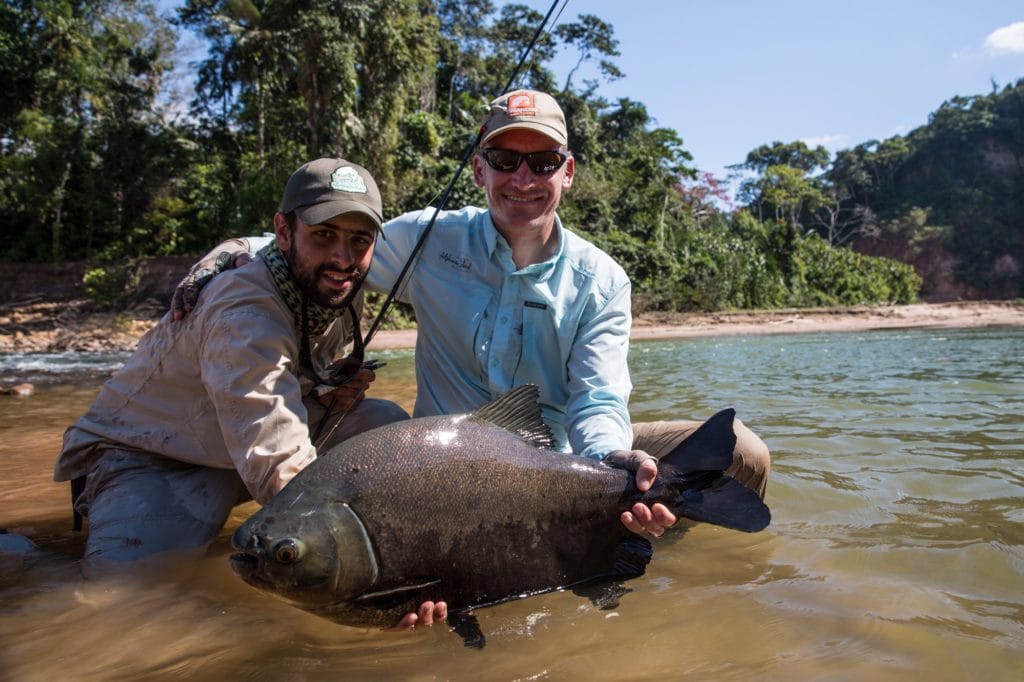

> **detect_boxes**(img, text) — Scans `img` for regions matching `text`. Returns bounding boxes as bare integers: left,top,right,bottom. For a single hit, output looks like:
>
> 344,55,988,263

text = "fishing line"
361,0,570,348
314,0,568,442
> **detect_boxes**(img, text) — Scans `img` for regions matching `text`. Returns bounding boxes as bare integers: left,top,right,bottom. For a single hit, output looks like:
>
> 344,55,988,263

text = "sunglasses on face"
479,148,569,175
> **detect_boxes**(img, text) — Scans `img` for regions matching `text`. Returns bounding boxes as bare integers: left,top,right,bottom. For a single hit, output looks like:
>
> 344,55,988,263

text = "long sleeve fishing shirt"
53,258,355,504
367,206,634,459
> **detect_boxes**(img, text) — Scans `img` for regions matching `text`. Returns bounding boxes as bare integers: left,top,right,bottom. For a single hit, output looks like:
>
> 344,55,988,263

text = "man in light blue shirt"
368,204,633,461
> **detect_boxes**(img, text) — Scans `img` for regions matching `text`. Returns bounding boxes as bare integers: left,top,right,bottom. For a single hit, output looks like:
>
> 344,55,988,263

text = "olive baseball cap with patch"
280,158,383,231
479,89,568,147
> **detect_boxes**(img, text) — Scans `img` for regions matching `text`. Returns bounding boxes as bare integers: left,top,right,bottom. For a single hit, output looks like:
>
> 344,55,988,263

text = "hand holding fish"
392,601,448,630
603,449,678,538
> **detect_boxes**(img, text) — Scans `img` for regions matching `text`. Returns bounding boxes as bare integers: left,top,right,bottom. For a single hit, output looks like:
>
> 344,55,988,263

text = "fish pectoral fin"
449,610,486,649
352,578,442,609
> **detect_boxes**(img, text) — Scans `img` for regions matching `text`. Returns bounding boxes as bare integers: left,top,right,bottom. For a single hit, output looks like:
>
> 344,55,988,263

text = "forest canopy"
2,1,1020,309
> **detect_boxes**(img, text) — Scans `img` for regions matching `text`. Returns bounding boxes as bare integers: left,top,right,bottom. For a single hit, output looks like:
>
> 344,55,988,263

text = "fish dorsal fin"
472,384,555,450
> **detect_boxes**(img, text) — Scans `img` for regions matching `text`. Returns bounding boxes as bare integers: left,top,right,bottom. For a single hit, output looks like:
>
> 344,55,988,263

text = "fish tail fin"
658,408,771,532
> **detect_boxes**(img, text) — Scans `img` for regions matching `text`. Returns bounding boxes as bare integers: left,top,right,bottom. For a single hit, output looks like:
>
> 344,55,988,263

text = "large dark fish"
230,385,770,646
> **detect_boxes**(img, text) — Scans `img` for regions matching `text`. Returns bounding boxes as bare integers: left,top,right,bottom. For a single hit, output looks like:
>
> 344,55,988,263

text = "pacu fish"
230,385,771,645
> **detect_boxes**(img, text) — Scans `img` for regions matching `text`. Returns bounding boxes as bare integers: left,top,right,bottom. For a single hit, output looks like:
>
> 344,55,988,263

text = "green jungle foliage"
3,1,1012,309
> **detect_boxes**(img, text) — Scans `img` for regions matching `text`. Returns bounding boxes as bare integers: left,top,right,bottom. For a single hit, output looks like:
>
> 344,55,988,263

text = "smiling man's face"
274,211,376,309
472,128,575,239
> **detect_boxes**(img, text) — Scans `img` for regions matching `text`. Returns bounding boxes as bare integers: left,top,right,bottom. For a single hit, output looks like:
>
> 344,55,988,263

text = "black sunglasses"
479,148,568,175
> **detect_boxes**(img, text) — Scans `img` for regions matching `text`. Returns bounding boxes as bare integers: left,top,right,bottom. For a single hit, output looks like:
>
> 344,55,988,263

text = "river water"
1,327,1022,680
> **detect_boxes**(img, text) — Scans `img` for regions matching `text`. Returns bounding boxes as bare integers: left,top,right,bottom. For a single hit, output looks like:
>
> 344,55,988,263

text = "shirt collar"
484,211,565,281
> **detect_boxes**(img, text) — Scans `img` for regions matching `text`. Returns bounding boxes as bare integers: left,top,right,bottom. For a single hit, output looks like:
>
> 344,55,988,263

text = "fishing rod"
312,0,569,448
361,0,569,348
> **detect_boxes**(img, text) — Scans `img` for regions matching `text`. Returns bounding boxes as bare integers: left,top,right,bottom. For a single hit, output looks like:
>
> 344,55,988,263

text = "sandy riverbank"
627,301,1024,343
2,300,1022,355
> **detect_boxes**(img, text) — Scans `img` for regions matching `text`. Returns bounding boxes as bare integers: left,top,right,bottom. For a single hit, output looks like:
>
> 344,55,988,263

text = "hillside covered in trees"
1,1,1020,310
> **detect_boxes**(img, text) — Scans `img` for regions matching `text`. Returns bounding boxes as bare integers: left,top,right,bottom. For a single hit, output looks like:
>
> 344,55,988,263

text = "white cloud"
800,134,845,150
983,21,1024,56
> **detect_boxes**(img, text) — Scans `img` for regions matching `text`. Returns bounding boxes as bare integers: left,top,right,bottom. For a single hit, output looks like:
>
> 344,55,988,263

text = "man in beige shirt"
55,158,408,577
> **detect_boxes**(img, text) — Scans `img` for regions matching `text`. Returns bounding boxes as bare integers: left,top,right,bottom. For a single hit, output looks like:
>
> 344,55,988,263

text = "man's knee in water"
731,417,771,497
355,398,410,429
318,398,410,450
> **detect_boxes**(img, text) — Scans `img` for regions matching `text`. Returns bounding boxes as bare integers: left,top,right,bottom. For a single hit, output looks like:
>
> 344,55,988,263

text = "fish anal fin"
472,384,555,450
611,535,652,578
449,610,486,649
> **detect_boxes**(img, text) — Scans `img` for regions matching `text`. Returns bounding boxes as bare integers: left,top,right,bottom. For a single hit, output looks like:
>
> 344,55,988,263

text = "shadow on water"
2,328,1023,679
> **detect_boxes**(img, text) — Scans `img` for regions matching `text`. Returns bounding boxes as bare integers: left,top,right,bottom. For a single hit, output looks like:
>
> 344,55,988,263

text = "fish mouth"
228,552,288,591
229,552,269,585
229,551,333,594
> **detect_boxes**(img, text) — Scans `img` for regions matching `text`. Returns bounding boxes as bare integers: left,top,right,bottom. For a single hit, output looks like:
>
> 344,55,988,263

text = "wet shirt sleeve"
200,308,315,504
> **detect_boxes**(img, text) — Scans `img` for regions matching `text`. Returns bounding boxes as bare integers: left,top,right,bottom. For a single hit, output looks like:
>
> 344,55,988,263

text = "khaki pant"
632,417,770,499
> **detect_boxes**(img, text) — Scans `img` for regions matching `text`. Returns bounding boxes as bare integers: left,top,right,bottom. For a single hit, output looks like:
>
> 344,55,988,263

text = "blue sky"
518,0,1024,188
163,1,1024,193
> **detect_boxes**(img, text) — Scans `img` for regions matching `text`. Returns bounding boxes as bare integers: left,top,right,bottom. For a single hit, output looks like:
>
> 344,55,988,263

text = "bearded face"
287,237,365,309
275,212,377,309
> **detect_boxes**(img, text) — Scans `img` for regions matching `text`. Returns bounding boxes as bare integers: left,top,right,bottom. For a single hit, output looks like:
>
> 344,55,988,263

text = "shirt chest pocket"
513,301,564,388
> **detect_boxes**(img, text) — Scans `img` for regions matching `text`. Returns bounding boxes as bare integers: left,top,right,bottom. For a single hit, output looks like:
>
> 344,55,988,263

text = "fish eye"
272,538,304,564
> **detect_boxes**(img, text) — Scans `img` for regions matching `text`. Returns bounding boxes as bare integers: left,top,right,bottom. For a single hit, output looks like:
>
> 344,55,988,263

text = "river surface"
1,328,1022,680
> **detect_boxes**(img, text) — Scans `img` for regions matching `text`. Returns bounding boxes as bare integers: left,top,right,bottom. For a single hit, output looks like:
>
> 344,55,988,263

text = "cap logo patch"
330,166,367,193
506,92,537,117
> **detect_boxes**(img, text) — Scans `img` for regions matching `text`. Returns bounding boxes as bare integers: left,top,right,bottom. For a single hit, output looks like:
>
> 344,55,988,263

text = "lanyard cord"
361,0,569,349
310,301,363,447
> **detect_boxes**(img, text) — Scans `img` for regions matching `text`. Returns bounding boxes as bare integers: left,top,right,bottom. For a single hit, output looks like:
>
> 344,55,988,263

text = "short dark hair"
282,211,298,233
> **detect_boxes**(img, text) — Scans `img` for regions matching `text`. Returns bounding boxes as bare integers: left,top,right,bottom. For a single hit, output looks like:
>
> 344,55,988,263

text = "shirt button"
500,316,508,323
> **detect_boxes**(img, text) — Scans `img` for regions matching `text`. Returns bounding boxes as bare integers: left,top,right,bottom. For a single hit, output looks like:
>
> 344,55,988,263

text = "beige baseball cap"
479,89,568,147
279,158,383,230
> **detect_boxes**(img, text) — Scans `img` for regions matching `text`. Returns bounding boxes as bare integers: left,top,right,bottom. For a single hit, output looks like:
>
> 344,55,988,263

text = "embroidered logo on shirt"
440,251,471,271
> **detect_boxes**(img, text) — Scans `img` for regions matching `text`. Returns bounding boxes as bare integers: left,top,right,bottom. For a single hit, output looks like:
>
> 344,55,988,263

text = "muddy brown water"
2,329,1022,680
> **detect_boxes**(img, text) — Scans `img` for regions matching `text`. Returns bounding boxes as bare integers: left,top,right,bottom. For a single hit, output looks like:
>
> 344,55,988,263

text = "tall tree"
436,0,494,121
739,140,830,174
554,13,623,92
0,0,177,262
